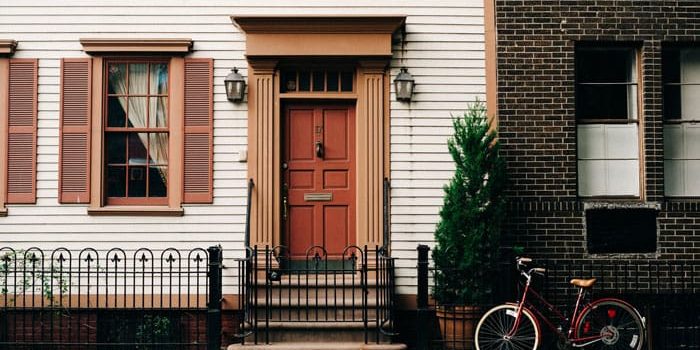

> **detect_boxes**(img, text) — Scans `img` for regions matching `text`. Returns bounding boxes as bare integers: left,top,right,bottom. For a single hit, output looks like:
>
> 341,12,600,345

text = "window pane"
298,71,310,91
107,96,127,127
341,71,353,92
105,133,127,164
663,84,682,119
281,70,296,93
312,71,324,91
327,71,339,92
681,84,700,120
681,49,700,83
107,64,127,95
149,63,168,94
106,166,126,197
148,133,168,165
662,48,681,84
128,133,148,166
575,84,631,119
149,97,167,127
149,166,168,197
687,160,700,195
664,159,685,196
576,48,635,83
128,63,148,94
128,166,147,197
127,97,147,127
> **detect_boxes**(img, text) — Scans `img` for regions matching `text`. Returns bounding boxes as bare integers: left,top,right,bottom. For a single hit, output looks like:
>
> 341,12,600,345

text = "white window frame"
663,47,700,197
576,45,641,198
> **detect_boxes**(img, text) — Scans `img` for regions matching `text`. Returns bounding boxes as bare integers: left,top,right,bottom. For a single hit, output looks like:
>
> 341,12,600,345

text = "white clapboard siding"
0,0,486,296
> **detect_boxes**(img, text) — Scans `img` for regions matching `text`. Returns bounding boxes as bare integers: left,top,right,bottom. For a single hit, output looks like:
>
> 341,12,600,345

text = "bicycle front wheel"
475,304,540,350
575,299,645,350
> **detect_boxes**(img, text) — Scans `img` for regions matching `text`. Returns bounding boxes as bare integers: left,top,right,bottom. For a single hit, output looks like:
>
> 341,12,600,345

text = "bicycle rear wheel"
475,304,540,350
575,299,645,350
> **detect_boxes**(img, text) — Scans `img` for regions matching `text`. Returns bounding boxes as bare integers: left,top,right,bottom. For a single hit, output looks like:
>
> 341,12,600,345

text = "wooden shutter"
183,58,214,203
59,58,91,203
6,59,37,204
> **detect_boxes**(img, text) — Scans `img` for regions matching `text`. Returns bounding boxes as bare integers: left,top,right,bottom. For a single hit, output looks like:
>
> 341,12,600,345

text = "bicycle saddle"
570,278,596,288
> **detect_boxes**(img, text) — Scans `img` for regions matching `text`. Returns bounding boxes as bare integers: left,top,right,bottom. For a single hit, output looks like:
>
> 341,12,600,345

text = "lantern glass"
225,68,246,102
394,68,414,101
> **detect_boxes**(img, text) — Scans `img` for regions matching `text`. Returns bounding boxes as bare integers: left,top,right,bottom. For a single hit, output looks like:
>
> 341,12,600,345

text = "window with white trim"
576,45,640,197
663,47,700,197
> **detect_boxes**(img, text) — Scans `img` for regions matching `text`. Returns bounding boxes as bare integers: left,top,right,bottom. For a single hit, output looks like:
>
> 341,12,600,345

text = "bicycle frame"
509,271,608,347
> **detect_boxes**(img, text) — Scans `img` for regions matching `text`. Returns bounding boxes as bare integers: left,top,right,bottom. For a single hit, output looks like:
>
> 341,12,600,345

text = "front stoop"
227,342,407,350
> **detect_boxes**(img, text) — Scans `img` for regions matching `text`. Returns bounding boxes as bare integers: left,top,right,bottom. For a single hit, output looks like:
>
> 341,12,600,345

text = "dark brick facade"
495,1,700,260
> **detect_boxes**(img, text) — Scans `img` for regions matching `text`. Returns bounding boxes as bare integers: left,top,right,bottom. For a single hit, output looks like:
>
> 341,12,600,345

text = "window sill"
87,206,184,217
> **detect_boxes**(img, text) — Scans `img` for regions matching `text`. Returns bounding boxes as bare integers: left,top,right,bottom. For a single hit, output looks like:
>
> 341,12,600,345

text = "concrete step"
253,285,378,299
253,297,378,307
237,321,392,343
228,342,406,350
255,306,376,321
251,272,374,284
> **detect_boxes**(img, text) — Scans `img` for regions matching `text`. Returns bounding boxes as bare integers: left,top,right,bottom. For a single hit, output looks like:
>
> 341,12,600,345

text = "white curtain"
109,64,168,185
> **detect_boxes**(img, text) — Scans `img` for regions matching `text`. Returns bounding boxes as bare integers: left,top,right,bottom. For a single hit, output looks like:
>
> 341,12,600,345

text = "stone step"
250,272,377,285
229,344,404,350
253,286,378,299
254,306,377,321
253,297,378,308
236,321,393,343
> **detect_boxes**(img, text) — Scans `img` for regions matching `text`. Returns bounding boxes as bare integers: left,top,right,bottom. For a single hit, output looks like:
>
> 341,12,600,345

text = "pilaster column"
357,60,388,248
248,59,279,247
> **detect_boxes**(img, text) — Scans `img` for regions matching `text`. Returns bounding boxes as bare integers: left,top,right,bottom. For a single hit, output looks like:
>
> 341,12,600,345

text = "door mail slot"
304,193,333,201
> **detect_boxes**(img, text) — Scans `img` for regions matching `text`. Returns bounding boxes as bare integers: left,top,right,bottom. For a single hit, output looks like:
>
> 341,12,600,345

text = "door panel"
284,104,355,259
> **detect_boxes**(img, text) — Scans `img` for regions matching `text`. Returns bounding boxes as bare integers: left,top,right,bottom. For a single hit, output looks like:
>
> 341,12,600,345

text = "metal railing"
415,245,700,349
0,246,223,349
235,244,397,345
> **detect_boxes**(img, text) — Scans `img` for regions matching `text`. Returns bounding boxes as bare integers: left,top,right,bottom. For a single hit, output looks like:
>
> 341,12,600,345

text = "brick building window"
575,45,640,197
663,47,700,197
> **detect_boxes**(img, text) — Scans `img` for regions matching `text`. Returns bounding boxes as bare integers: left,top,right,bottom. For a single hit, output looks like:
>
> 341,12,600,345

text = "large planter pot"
436,305,481,350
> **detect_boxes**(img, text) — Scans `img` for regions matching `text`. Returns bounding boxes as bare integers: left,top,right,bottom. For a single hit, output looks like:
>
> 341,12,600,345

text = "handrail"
245,178,254,250
381,177,390,255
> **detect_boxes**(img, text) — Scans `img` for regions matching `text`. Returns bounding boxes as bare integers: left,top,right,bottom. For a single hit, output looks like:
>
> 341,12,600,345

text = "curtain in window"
109,64,168,184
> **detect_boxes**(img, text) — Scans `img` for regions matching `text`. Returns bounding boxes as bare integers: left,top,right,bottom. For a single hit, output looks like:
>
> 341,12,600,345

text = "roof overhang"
231,15,406,58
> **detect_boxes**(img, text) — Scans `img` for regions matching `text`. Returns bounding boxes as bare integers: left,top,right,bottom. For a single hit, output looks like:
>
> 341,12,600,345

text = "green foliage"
0,250,70,310
136,314,175,349
432,101,507,305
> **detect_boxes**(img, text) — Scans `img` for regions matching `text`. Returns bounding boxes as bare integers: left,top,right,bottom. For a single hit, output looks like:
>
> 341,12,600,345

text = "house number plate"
304,193,333,201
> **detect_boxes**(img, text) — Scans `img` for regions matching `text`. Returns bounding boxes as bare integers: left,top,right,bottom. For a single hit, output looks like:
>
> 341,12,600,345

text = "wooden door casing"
283,104,356,259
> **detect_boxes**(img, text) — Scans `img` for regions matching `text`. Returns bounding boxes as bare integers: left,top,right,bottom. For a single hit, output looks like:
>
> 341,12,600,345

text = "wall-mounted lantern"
394,67,415,102
225,67,246,102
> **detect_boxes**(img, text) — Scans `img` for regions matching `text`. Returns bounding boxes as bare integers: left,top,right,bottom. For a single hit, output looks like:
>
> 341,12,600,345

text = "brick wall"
495,0,700,260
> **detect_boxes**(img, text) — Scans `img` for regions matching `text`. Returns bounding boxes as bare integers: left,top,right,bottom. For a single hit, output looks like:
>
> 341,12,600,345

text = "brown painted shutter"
59,58,91,203
6,59,38,204
183,58,214,204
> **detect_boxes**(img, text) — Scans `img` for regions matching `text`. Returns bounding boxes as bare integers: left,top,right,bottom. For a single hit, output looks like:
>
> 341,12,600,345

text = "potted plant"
432,101,507,350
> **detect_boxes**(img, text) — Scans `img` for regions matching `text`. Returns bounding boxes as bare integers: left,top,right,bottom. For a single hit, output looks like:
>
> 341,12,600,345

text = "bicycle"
474,257,646,349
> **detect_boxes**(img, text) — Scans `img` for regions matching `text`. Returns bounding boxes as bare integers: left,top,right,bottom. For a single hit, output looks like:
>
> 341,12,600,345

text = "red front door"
283,104,356,259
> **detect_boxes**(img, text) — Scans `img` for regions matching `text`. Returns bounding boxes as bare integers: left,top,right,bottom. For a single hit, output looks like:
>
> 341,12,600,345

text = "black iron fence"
234,244,397,345
416,245,700,350
0,246,223,350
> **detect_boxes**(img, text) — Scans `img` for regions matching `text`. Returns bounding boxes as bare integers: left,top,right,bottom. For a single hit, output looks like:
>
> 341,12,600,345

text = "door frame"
233,16,404,249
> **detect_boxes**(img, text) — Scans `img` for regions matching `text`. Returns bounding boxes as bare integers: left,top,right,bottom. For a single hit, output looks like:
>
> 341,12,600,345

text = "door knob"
315,141,324,158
